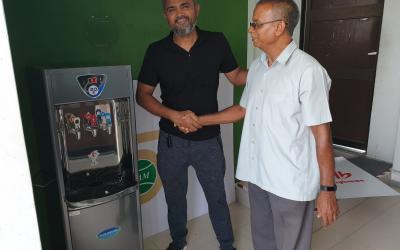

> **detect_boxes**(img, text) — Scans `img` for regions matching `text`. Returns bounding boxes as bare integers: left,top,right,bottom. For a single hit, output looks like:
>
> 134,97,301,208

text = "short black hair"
257,0,299,35
161,0,198,10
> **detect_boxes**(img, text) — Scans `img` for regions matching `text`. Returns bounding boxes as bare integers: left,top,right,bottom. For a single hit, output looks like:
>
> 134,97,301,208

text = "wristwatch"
320,184,337,192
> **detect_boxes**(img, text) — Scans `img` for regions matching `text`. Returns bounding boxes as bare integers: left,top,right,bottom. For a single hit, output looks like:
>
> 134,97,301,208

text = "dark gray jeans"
248,183,315,250
157,130,234,250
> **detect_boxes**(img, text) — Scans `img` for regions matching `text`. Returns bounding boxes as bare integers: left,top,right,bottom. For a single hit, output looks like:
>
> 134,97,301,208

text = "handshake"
172,110,203,134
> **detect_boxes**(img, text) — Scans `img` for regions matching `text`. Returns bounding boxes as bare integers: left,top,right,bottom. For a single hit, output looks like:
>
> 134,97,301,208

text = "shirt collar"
260,40,298,66
167,26,206,48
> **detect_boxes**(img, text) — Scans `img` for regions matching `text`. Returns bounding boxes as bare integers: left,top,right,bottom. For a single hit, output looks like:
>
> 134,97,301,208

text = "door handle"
368,52,378,56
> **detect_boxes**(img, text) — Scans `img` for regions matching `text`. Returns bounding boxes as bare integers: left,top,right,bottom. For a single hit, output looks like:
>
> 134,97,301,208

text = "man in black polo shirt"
136,0,247,249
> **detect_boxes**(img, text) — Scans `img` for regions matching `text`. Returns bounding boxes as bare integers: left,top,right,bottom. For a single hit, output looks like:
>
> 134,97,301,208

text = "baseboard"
390,169,400,187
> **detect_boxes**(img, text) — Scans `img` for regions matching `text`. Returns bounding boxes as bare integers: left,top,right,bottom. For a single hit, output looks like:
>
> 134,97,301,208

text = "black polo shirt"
138,27,238,141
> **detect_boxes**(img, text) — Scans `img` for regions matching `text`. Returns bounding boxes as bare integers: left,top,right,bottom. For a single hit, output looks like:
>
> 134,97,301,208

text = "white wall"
0,2,42,250
367,0,400,163
393,119,400,171
247,0,302,66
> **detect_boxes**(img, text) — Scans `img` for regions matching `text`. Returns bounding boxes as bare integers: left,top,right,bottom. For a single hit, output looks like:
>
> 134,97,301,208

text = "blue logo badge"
77,74,107,98
97,227,120,240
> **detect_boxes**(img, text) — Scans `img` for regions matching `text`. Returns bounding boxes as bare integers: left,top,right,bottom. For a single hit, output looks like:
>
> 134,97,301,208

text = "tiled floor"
144,188,400,250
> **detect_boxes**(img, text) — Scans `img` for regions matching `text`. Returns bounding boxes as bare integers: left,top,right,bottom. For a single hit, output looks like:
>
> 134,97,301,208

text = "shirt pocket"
266,86,292,102
264,91,293,113
261,91,296,130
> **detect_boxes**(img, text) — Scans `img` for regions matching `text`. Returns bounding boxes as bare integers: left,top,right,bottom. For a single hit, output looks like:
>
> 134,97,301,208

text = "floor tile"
311,227,347,250
337,198,366,214
348,203,400,250
144,237,160,250
361,195,400,213
330,237,372,250
146,230,171,250
187,213,215,240
189,234,219,250
328,200,379,236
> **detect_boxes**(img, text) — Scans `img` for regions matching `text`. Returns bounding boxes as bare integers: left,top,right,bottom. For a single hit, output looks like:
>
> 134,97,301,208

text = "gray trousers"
248,183,315,250
157,130,234,250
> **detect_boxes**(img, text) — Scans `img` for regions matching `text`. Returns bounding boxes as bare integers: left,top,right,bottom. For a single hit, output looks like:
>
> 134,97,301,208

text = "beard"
172,15,197,37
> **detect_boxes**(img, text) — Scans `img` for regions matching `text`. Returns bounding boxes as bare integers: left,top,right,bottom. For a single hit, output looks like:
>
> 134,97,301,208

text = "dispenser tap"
65,113,81,140
105,112,112,134
83,112,98,137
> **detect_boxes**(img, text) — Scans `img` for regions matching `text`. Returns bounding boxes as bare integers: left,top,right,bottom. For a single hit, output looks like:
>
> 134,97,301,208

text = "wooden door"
302,0,384,150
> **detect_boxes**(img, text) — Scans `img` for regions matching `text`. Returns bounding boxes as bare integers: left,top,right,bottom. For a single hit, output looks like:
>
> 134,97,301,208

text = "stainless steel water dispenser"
44,65,142,250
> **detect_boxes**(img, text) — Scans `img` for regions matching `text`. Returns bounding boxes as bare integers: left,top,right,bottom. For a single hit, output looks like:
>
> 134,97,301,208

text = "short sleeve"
239,84,249,108
239,59,258,108
299,66,332,126
137,44,159,86
218,33,239,73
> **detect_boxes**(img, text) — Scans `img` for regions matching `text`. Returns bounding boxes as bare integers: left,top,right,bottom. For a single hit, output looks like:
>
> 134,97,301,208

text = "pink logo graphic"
335,171,352,179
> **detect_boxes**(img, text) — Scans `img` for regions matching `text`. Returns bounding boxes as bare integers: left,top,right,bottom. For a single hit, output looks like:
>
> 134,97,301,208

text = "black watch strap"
320,184,337,192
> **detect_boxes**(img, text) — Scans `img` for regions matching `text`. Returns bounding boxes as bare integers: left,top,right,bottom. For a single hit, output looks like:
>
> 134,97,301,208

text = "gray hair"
161,0,198,10
256,0,299,35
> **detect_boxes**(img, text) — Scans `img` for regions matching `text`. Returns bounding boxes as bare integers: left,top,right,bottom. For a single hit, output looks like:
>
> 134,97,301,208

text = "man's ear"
274,21,285,37
195,3,201,16
163,7,168,20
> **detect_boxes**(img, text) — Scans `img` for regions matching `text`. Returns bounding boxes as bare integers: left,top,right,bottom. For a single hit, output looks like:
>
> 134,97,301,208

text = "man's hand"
175,105,247,134
316,191,340,228
171,111,202,134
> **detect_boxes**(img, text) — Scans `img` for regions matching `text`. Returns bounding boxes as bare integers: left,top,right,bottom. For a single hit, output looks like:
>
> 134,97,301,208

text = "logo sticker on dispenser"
97,227,120,240
77,74,107,98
